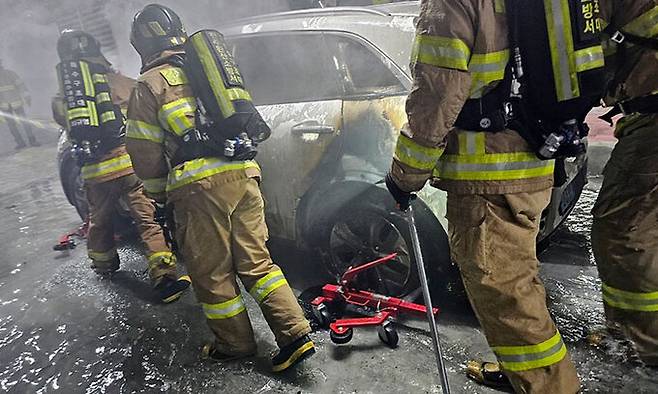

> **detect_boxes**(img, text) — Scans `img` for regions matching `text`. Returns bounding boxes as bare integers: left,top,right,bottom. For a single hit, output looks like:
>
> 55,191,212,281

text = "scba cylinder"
184,29,271,143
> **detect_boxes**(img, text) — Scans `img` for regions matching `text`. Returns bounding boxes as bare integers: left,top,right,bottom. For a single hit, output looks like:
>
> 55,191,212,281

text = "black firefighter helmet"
130,4,187,63
57,30,103,62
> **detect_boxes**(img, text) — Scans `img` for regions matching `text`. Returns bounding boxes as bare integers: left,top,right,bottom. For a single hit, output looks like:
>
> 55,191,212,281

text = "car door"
230,32,344,240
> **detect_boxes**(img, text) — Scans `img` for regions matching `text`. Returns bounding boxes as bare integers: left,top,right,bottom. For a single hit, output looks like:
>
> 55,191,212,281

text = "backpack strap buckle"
611,30,625,44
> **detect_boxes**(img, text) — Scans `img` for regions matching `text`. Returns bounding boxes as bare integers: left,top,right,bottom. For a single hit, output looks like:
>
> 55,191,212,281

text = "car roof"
219,1,420,76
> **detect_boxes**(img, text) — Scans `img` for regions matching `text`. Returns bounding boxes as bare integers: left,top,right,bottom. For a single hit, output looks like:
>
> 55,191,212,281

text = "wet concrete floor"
0,144,656,393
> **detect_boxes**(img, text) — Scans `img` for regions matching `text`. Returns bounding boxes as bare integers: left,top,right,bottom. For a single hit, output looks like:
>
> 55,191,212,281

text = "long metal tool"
406,205,451,394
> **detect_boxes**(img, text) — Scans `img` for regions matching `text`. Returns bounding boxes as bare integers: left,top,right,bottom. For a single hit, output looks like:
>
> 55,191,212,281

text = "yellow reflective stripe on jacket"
158,97,196,135
100,111,116,123
96,92,111,103
250,270,288,303
0,85,16,92
126,120,165,143
88,248,118,262
544,0,578,101
493,331,567,372
624,5,658,38
434,132,554,181
143,177,168,195
167,158,260,191
160,67,188,86
602,283,658,312
457,131,486,155
411,34,471,71
435,153,555,181
394,134,445,171
81,154,133,180
468,50,510,98
203,295,247,319
574,46,604,73
494,0,505,13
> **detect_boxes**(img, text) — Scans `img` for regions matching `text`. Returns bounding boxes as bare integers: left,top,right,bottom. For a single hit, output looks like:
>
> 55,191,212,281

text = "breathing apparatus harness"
57,60,124,165
598,25,658,125
146,30,271,165
454,0,607,160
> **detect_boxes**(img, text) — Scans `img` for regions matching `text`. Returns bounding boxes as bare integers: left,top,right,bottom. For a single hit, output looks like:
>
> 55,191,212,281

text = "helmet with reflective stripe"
57,30,103,61
130,4,187,63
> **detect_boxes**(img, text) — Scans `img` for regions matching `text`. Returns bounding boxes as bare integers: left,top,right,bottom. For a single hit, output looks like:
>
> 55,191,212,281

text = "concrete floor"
0,142,657,393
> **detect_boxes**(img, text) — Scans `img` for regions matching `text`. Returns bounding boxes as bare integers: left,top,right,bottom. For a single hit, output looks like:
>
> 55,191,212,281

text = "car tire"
318,194,453,298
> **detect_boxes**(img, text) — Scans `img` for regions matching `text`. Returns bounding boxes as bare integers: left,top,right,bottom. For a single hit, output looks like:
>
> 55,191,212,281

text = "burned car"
57,2,587,296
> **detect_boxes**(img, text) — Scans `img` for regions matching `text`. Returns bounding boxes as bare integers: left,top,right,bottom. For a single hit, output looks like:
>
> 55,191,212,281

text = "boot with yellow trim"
466,360,513,391
154,275,191,304
271,334,316,372
587,322,625,348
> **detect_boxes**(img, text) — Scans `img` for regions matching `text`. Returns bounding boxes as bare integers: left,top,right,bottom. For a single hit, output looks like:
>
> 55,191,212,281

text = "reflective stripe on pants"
447,190,580,392
493,331,568,372
171,175,310,356
203,295,247,319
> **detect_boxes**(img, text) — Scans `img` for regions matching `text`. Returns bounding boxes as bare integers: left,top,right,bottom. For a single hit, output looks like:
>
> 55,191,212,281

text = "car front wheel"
319,195,452,298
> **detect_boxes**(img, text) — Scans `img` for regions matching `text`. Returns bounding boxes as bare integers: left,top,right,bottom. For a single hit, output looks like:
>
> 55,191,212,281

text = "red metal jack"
311,253,439,348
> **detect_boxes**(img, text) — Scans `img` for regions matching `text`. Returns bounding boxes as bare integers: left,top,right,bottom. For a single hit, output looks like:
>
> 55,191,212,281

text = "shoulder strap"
605,25,658,51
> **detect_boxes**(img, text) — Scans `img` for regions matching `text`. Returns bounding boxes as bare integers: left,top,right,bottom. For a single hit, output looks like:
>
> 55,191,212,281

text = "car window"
324,33,408,98
228,33,342,105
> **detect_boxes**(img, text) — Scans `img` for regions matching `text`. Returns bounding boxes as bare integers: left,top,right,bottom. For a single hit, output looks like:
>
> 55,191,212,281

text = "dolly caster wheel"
378,321,399,348
330,327,353,344
312,303,332,328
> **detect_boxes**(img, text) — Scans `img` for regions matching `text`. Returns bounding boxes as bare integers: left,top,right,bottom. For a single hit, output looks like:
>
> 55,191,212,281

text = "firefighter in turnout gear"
0,59,38,149
385,0,582,392
125,4,314,371
591,0,658,366
54,30,190,303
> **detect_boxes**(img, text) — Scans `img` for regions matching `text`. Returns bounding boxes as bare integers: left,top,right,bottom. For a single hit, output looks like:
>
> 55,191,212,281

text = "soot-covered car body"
57,2,587,296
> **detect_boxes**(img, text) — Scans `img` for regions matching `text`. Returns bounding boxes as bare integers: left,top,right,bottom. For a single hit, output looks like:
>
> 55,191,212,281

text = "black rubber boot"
90,256,120,275
271,334,316,372
200,342,255,362
154,275,191,304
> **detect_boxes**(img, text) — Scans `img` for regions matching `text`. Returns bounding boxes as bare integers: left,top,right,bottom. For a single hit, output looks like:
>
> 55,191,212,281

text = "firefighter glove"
385,173,415,212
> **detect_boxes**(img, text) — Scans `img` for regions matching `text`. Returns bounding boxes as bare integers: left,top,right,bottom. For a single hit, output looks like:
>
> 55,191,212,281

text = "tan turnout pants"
591,114,658,366
86,173,177,282
447,189,580,394
170,173,311,356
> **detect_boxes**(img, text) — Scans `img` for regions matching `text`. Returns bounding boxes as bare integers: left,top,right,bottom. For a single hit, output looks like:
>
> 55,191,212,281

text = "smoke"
0,0,297,119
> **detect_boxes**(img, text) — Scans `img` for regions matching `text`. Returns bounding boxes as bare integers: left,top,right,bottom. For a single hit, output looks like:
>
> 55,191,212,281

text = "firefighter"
591,1,658,366
54,30,190,304
0,59,38,149
125,4,314,371
385,0,581,392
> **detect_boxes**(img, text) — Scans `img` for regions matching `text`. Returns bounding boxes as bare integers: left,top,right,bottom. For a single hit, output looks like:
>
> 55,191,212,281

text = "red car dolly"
53,218,89,251
311,252,439,348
